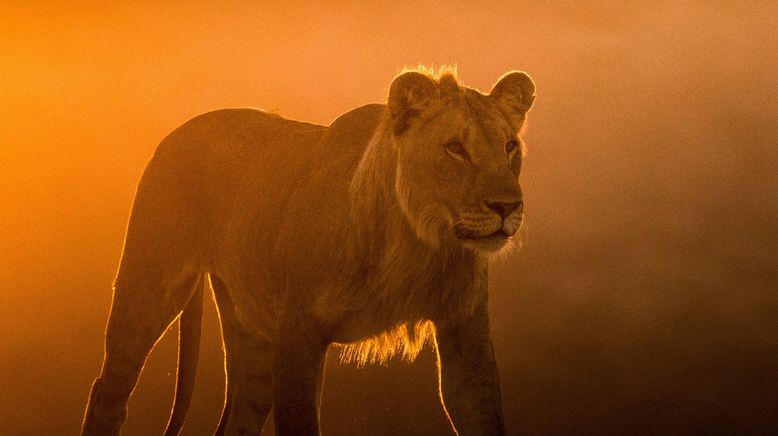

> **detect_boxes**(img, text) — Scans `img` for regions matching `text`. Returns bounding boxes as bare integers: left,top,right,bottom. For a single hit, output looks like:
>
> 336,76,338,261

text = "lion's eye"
506,139,519,156
445,141,468,161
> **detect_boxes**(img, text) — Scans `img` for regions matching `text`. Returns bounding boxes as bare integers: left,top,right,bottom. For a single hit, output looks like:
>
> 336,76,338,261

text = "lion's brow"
463,93,490,143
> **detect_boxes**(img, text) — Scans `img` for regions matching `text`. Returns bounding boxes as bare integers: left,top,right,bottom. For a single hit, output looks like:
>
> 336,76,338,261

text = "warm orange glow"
2,2,777,434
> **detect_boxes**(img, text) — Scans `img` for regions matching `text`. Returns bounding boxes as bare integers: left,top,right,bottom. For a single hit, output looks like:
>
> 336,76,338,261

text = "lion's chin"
459,230,511,253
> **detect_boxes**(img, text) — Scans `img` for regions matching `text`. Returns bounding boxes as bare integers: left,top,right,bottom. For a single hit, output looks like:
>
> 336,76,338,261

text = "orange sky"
2,2,778,434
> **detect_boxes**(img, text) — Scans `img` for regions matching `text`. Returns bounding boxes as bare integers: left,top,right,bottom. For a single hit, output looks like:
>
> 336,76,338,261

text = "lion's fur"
339,319,436,366
82,66,536,435
333,68,489,364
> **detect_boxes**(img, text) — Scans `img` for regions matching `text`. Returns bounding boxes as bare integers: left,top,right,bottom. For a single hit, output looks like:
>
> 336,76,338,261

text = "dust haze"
1,2,777,434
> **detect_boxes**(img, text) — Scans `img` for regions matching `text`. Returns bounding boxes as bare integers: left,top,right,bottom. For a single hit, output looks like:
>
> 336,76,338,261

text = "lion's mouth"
454,225,511,241
454,226,511,252
491,229,511,238
474,229,511,241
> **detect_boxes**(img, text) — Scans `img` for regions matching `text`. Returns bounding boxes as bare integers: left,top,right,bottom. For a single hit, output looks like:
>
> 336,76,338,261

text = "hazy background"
2,1,777,434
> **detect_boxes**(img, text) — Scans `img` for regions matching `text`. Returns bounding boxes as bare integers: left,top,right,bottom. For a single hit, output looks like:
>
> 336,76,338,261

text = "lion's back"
119,108,328,274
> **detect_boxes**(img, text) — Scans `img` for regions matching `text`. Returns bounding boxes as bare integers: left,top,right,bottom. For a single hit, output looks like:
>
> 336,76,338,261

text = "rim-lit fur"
341,68,535,364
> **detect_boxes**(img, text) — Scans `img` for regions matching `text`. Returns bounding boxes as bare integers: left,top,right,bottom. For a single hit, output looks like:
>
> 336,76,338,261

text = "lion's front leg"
435,300,506,435
272,313,330,436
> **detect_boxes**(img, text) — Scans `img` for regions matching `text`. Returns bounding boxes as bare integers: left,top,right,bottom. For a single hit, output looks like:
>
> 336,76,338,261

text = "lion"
81,67,536,435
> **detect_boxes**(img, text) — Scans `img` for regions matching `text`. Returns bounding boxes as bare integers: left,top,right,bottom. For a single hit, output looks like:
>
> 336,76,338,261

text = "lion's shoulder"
330,103,384,126
321,104,385,148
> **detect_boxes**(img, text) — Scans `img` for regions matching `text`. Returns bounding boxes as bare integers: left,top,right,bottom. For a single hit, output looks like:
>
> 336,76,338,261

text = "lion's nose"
484,200,523,219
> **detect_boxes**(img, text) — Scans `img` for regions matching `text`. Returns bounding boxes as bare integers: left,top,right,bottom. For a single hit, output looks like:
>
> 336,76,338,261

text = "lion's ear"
388,71,440,135
490,71,536,131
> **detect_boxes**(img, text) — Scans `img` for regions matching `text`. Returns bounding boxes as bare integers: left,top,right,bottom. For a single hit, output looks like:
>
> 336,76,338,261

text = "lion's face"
388,70,535,254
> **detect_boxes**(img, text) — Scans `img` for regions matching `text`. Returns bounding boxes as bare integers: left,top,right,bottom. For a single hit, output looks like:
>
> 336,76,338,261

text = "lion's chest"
329,258,484,344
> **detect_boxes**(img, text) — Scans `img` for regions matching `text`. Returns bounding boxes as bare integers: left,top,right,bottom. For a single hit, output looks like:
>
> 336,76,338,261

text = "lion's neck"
348,119,401,262
343,117,484,321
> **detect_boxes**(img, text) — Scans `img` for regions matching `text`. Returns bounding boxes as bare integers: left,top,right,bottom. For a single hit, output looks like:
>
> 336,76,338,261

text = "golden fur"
82,67,536,435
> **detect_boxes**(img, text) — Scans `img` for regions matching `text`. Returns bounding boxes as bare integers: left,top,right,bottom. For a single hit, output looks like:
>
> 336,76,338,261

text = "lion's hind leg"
211,275,274,435
81,271,202,436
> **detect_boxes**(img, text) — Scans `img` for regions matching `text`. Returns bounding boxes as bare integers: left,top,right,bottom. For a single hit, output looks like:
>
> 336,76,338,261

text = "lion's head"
385,68,536,254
